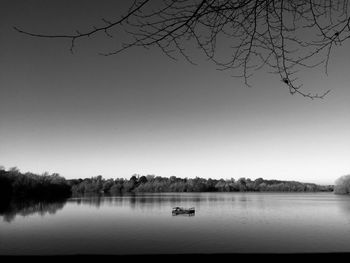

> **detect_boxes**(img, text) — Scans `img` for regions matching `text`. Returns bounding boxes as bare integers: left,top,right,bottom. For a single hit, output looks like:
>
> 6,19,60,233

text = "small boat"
172,207,195,215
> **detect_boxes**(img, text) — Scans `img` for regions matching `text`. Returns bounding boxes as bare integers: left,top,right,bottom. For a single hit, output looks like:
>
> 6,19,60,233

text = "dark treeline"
0,167,334,202
0,167,71,203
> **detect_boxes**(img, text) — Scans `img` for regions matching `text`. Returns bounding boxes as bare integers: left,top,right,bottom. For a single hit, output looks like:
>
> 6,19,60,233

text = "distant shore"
0,167,334,203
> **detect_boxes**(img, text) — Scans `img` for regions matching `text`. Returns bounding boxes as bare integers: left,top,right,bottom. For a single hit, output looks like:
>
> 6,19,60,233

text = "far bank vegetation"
0,166,334,201
69,175,333,195
334,175,350,194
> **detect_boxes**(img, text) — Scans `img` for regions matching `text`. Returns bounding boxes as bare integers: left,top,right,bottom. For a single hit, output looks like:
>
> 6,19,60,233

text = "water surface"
1,192,350,254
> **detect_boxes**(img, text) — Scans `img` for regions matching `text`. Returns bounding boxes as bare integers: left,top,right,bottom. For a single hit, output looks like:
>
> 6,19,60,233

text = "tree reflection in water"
0,199,66,223
67,193,205,212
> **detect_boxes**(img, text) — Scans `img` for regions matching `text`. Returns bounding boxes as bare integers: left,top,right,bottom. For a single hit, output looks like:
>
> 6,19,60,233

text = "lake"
1,192,350,255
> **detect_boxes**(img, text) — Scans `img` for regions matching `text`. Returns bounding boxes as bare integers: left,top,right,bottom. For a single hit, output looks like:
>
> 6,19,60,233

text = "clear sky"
1,1,349,185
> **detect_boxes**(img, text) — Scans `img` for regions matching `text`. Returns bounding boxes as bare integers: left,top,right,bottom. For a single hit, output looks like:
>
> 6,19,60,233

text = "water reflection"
0,199,66,223
3,193,350,224
335,194,350,217
2,193,350,254
172,213,195,217
68,193,206,210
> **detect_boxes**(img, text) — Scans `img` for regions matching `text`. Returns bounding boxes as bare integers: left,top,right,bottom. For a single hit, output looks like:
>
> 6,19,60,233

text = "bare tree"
14,0,350,99
334,174,350,194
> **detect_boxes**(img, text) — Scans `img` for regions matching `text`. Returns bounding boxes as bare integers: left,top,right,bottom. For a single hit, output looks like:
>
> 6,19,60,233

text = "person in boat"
172,207,195,213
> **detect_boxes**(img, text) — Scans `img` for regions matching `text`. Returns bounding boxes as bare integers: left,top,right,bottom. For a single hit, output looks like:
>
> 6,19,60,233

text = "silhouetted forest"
0,167,71,203
0,167,334,203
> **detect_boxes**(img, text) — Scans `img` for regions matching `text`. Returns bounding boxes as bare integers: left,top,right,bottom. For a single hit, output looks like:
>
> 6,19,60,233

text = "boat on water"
172,207,195,215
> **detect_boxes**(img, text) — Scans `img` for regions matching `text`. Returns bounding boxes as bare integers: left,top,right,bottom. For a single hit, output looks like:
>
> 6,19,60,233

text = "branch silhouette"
14,0,350,99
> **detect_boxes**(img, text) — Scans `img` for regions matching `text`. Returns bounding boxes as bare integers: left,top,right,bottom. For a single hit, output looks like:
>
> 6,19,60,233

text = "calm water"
1,192,350,254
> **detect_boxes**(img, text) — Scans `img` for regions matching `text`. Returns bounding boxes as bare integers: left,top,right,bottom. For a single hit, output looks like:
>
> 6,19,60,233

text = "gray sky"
1,1,349,184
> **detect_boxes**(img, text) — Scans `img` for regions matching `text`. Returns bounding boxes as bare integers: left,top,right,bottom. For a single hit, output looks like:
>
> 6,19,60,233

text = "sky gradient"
1,1,349,184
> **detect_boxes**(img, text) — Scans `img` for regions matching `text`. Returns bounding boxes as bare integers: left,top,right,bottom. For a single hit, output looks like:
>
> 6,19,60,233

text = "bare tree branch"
14,0,350,99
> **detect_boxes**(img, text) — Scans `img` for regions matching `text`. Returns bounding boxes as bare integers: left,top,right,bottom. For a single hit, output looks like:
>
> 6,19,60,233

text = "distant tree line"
0,166,334,203
69,174,333,195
